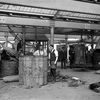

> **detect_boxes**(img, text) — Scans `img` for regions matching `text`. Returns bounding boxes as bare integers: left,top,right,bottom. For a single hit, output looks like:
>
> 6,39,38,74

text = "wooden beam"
22,25,25,54
0,16,100,30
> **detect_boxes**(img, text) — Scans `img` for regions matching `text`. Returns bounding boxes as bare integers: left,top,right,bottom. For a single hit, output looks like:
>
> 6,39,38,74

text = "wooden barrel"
19,55,48,88
1,60,18,77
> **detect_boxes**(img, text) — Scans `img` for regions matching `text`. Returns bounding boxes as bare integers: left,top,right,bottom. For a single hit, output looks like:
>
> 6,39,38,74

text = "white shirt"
34,49,47,56
49,49,58,59
52,49,58,57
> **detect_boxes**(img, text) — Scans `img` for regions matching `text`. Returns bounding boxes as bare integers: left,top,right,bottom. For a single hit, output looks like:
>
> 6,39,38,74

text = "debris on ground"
1,71,87,88
3,75,19,82
67,77,86,87
89,82,100,93
95,70,100,74
48,71,87,87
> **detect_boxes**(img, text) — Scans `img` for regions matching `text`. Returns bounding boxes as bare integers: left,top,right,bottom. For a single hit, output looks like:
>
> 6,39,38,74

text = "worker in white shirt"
34,45,47,56
49,44,58,82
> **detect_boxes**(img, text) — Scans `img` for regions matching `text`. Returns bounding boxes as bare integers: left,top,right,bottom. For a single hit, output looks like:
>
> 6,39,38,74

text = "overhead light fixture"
9,13,13,16
40,16,43,19
67,38,80,41
87,30,91,31
88,21,92,23
94,0,98,2
66,19,69,21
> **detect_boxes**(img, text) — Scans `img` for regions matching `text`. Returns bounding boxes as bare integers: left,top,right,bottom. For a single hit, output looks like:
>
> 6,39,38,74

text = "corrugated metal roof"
0,2,100,21
0,0,100,14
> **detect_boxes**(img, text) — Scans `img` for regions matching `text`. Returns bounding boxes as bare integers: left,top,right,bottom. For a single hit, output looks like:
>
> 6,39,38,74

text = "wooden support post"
35,26,37,43
50,20,55,45
4,32,8,47
22,26,26,55
90,30,94,50
65,35,68,62
65,35,68,48
91,35,94,50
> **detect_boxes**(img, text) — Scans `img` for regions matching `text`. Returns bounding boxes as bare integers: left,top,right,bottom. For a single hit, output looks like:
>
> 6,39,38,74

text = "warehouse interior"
0,0,100,100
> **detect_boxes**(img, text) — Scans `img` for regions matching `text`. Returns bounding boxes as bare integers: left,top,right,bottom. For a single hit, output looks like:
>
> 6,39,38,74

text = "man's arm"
54,50,58,64
33,50,39,55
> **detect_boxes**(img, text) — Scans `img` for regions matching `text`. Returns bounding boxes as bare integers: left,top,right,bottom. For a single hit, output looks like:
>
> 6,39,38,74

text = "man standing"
34,45,47,56
49,44,58,82
60,46,67,69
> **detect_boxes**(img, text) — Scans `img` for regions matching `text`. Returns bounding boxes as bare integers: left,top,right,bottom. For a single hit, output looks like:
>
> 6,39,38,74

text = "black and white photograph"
0,0,100,100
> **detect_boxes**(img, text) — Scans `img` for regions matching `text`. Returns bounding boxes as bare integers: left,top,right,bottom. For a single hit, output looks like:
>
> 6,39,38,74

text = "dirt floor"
0,68,100,100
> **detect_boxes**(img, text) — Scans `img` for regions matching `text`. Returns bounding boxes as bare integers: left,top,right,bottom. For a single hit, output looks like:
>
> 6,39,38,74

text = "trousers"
50,68,56,81
50,61,56,81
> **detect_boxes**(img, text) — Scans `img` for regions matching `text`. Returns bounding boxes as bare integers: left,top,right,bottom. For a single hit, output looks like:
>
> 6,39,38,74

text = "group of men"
34,44,67,83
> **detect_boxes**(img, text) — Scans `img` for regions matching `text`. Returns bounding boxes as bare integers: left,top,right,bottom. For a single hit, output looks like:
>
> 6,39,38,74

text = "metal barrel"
1,60,18,77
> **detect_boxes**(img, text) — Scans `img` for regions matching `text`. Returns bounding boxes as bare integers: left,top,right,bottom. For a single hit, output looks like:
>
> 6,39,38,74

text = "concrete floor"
0,68,100,100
